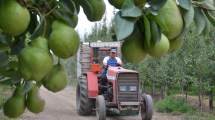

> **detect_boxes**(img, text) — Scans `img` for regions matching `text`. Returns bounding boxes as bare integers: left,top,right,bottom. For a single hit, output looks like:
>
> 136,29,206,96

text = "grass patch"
181,112,215,120
155,95,193,114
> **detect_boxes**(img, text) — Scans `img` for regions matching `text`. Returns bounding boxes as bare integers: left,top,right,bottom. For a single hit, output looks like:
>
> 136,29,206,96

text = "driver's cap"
110,49,116,53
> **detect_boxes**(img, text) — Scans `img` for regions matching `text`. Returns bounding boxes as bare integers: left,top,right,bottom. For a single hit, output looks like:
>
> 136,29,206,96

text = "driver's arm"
103,56,108,67
116,57,122,65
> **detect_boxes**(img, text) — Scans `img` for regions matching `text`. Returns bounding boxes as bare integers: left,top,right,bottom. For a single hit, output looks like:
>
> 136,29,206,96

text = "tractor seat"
90,63,102,73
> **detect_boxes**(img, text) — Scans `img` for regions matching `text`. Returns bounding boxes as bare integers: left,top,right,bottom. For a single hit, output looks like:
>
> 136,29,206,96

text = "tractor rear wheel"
141,94,153,120
96,95,106,120
76,76,93,116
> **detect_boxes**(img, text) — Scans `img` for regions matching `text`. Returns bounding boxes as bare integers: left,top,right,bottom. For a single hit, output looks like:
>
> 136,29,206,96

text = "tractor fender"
86,72,99,98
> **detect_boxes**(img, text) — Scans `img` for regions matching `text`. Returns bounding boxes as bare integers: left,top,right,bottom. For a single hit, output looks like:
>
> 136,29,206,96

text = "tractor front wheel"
141,94,153,120
96,95,106,120
76,76,93,116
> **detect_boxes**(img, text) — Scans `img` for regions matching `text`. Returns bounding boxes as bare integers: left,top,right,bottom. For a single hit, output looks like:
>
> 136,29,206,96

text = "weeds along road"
20,86,181,120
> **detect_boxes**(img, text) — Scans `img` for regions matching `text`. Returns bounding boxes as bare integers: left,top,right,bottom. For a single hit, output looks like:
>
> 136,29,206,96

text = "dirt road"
20,86,181,120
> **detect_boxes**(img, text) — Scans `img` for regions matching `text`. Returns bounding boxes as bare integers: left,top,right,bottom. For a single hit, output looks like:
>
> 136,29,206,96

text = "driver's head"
110,49,116,58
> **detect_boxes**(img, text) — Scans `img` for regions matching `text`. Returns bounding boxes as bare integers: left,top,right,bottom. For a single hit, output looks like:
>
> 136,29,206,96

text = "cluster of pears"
3,28,76,118
121,0,184,64
3,84,45,118
3,23,78,118
1,0,80,118
18,36,70,93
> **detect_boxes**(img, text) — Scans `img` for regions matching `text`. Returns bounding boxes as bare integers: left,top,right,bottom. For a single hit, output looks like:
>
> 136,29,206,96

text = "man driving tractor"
101,48,122,86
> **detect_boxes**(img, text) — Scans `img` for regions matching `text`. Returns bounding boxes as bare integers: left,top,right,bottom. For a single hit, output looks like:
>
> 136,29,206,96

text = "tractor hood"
108,67,138,73
106,67,138,81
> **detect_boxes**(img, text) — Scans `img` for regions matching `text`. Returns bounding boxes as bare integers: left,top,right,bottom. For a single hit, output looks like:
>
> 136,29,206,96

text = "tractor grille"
117,73,139,102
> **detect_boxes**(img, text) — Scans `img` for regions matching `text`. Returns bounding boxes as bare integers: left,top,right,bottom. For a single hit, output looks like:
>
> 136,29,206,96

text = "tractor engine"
105,66,140,112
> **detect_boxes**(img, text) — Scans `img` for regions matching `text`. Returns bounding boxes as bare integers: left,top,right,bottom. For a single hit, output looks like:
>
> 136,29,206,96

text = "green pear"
26,84,45,114
3,85,26,118
121,28,147,64
144,34,170,58
49,20,80,59
168,38,184,53
86,0,106,21
0,0,30,36
42,64,68,92
19,37,54,81
157,0,183,40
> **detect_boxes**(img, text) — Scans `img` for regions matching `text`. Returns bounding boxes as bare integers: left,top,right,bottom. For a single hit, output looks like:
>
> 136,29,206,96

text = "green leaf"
202,0,215,16
0,33,12,45
150,20,161,44
148,13,167,30
11,73,22,84
23,81,33,94
73,0,80,13
204,9,215,27
0,69,17,77
177,0,192,10
156,24,162,44
10,36,26,55
142,15,151,47
78,0,93,20
30,15,45,40
0,51,9,70
181,5,194,28
54,8,77,27
0,77,11,85
194,7,206,35
114,11,137,40
202,13,211,36
148,0,167,11
8,61,19,69
59,0,77,14
27,12,39,35
0,35,11,51
121,0,142,17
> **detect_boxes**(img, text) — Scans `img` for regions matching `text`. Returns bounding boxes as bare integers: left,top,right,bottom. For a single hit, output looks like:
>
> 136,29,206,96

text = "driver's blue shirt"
107,58,117,67
102,57,117,74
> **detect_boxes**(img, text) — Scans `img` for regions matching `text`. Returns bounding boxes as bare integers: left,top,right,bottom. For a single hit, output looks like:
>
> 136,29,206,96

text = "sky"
75,1,115,40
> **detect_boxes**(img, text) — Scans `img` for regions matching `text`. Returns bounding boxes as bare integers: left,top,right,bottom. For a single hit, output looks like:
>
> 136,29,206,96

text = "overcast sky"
75,1,115,40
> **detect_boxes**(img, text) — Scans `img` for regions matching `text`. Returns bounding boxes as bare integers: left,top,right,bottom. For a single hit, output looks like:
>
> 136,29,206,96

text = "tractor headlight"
119,86,127,92
129,86,137,92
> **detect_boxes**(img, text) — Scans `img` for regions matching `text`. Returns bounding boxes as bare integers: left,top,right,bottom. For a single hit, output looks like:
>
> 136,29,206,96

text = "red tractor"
76,42,153,120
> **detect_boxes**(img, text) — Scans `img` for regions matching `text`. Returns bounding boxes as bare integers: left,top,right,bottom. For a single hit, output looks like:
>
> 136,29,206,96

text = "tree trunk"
185,85,188,99
209,90,213,110
172,79,174,94
165,81,168,98
151,78,154,98
143,80,146,93
201,93,203,112
160,86,164,99
200,80,203,112
181,85,185,101
198,91,202,108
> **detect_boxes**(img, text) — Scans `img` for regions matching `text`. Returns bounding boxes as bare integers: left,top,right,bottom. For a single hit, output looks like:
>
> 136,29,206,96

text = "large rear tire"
76,76,93,116
96,95,106,120
141,94,153,120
